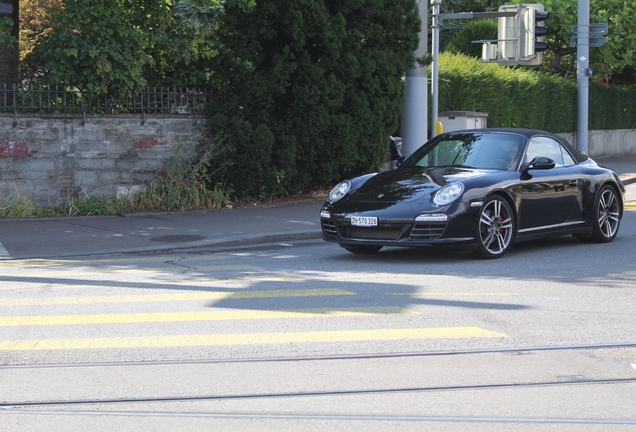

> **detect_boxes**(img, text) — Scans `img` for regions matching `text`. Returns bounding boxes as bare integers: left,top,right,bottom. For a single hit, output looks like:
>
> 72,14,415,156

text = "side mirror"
522,156,555,172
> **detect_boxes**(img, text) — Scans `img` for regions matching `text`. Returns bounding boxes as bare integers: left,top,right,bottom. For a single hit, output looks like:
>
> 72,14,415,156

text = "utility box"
438,111,488,133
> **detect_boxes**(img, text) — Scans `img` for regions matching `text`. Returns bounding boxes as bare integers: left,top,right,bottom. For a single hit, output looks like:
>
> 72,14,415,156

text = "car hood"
347,166,487,204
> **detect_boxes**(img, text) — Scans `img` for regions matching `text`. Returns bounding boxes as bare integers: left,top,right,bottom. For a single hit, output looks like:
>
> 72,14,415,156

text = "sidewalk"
0,198,325,260
596,154,636,186
0,154,634,260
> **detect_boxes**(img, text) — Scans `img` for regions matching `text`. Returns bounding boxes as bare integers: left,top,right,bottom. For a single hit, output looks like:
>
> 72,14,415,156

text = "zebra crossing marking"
0,306,418,327
0,289,355,307
0,327,507,351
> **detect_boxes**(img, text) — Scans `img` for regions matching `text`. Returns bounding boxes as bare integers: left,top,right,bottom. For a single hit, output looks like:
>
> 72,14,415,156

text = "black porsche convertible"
320,128,625,259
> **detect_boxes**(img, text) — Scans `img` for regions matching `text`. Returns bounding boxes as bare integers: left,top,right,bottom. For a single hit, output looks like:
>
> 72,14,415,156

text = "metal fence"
0,84,213,117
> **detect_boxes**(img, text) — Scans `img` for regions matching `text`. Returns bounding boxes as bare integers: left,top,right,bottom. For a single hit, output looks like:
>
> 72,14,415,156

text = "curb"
622,177,636,186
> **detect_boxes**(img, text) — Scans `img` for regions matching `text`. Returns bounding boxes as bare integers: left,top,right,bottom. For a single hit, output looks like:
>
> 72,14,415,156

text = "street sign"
571,23,608,35
571,35,608,48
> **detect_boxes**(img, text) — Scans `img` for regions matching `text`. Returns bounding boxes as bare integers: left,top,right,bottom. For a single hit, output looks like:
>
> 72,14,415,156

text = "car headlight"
328,180,351,203
433,182,464,206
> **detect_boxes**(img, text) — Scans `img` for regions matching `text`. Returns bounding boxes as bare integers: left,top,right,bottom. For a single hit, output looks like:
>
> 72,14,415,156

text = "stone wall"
0,114,203,205
557,130,636,159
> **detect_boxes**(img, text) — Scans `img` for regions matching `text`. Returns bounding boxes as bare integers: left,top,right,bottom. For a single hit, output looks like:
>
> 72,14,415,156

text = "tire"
590,185,621,243
473,195,514,259
341,245,383,255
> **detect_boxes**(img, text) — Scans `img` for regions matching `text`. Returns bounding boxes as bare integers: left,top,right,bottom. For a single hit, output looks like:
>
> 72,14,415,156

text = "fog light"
415,213,448,222
320,210,331,219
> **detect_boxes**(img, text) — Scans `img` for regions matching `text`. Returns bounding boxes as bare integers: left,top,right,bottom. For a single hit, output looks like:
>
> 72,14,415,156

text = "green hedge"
203,0,420,198
438,53,636,133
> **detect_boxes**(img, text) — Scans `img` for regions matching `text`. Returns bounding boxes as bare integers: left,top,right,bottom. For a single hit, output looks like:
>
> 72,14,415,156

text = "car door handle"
569,179,578,186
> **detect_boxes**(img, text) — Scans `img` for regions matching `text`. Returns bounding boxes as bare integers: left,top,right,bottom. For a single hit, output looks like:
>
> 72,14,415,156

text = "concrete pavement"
0,155,635,260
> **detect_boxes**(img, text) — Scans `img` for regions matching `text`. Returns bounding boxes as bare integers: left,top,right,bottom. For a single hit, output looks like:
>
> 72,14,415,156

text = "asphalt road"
1,209,635,430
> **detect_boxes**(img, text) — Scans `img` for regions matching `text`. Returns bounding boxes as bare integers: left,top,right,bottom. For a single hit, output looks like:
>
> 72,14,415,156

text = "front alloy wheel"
474,196,514,259
591,185,621,242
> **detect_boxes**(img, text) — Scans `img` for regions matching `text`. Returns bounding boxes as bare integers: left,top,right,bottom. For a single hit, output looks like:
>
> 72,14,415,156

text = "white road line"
0,240,9,259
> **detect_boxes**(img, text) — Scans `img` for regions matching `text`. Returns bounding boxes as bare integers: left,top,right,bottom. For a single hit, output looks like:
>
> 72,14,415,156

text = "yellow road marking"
625,201,636,210
0,275,304,287
1,289,355,307
0,307,417,326
0,327,507,350
388,292,517,297
234,277,305,283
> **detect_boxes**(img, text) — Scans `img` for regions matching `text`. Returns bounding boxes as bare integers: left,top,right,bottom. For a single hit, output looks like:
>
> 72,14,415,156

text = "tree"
23,0,169,93
446,20,497,58
18,0,65,80
0,0,19,85
438,0,506,52
20,0,255,92
204,0,420,197
542,0,636,84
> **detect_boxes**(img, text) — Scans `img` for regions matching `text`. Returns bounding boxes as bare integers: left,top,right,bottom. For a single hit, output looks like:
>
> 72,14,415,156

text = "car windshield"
400,132,526,171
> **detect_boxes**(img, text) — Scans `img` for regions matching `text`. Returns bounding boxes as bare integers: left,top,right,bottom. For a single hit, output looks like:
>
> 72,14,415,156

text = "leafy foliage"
19,0,65,61
541,0,636,83
20,0,239,91
203,0,420,198
438,52,636,132
446,20,497,58
23,0,164,93
438,0,507,53
0,16,17,47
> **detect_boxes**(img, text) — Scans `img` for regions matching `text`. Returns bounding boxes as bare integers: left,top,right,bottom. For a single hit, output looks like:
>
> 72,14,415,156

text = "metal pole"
431,0,441,138
577,0,590,155
402,0,429,157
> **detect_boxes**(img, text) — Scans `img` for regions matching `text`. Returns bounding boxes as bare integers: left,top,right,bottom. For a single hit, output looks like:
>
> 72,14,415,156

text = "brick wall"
0,114,203,205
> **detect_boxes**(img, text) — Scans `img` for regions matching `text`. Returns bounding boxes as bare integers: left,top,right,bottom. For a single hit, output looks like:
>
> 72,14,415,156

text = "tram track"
2,342,635,419
1,376,635,409
2,341,635,369
2,408,636,425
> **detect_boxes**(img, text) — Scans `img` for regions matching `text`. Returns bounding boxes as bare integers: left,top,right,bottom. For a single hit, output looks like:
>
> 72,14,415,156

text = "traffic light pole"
431,0,441,138
429,4,517,139
576,0,590,155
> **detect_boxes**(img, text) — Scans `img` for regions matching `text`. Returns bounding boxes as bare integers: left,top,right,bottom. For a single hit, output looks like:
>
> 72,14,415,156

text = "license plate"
350,216,378,227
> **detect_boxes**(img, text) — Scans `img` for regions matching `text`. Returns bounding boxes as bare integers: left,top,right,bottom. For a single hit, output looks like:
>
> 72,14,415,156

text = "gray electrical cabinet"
438,111,488,133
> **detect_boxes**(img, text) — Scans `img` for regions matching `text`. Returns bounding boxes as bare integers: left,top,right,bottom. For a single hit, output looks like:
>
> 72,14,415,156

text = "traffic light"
495,4,548,66
497,5,520,62
520,4,549,64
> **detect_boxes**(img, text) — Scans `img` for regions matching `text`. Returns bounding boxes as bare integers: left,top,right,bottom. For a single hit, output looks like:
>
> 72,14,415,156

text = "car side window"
525,137,564,167
561,146,576,166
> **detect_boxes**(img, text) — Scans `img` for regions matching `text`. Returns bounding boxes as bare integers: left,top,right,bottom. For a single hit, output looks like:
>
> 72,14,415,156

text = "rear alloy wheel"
341,245,383,254
590,185,621,243
474,196,514,259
